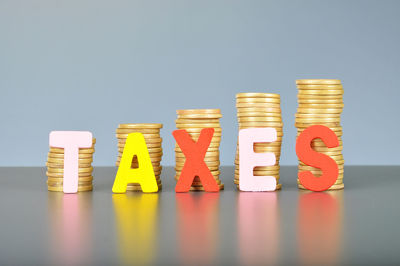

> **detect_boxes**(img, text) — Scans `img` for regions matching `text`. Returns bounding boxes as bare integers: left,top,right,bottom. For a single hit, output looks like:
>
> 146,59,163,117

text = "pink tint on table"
176,193,219,265
48,193,92,266
238,192,279,265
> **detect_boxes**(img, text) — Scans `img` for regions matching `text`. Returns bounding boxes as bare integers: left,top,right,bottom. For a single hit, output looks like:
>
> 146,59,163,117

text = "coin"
119,123,163,129
236,93,280,98
296,79,341,85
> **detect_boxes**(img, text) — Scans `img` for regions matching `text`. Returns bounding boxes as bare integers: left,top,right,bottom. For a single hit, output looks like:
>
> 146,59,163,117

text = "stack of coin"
295,79,344,190
175,109,224,191
116,124,163,191
46,138,96,192
234,93,284,190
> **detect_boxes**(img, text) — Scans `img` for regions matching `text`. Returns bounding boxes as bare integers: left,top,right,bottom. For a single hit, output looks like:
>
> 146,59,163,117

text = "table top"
0,166,399,266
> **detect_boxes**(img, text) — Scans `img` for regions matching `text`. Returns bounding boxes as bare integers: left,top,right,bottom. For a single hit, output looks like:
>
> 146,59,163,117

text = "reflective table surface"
0,166,399,265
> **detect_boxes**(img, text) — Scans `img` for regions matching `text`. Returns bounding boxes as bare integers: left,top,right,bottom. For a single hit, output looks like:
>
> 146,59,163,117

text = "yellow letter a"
112,133,158,193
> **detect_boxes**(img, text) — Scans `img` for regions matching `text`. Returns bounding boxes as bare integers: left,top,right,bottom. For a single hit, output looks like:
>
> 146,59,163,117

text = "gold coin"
239,122,283,127
298,98,343,103
47,157,93,164
49,147,95,154
46,162,92,168
312,146,343,152
236,102,281,108
295,122,341,128
298,166,344,173
47,166,93,173
118,123,163,129
183,132,222,137
116,133,161,139
236,96,280,102
297,132,342,138
236,98,280,104
176,123,221,128
237,107,281,113
236,92,280,98
237,112,282,118
46,171,92,178
236,112,282,117
295,113,341,118
48,185,93,192
297,125,342,131
298,93,343,99
238,116,282,122
295,117,341,123
296,79,341,85
298,103,344,109
48,152,92,159
297,84,343,89
297,108,342,114
47,179,92,186
116,128,161,134
176,119,221,124
310,141,343,147
47,176,94,182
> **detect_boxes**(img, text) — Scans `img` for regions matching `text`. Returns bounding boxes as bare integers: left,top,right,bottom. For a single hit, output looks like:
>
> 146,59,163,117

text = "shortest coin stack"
116,123,163,191
46,138,96,192
175,109,224,191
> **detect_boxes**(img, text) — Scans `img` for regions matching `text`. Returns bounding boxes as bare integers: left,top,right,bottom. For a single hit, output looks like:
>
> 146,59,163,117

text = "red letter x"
173,128,220,192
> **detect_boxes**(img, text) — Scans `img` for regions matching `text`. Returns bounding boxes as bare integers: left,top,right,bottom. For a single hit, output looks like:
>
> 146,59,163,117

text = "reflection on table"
176,193,219,265
47,192,93,266
298,190,344,265
113,193,159,266
238,192,279,265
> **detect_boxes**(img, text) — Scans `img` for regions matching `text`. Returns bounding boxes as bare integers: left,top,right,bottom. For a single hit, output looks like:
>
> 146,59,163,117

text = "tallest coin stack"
295,79,344,190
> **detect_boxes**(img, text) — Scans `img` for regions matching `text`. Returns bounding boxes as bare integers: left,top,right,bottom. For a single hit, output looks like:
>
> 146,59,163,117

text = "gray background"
1,0,399,166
